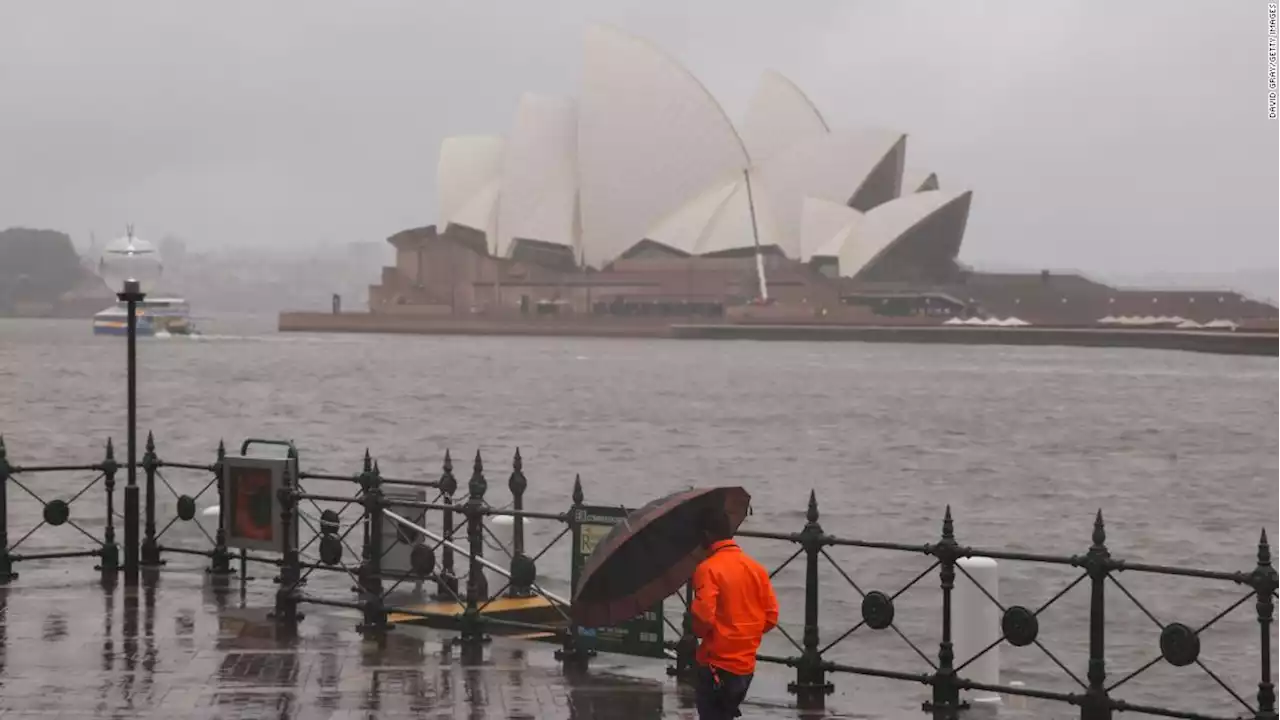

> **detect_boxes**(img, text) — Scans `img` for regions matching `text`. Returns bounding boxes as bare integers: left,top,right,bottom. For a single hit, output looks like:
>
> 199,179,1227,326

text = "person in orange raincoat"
690,504,780,719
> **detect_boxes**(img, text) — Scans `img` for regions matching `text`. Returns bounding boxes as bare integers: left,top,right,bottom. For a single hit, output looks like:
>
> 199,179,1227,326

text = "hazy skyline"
1,1,1276,277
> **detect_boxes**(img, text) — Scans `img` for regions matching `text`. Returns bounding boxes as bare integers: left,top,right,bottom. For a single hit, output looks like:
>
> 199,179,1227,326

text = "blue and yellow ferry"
92,298,196,337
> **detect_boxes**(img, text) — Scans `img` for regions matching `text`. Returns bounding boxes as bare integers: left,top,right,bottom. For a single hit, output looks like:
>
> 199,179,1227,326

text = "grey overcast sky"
1,0,1276,276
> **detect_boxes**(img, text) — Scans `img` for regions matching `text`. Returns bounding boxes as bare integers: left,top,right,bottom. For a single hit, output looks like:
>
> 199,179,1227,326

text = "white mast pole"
743,169,769,302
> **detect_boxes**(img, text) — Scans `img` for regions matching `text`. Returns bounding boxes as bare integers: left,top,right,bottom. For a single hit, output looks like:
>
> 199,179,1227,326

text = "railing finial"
145,430,155,453
1260,529,1272,567
216,439,225,460
105,437,115,461
509,449,527,497
439,450,457,496
362,448,373,473
942,505,954,541
1091,509,1106,549
806,489,819,524
468,450,487,500
572,474,584,506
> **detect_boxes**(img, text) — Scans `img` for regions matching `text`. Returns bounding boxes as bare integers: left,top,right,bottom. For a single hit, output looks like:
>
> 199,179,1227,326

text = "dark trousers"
695,664,753,720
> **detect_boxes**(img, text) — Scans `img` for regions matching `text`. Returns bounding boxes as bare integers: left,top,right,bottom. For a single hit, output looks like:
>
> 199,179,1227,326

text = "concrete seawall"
278,311,674,338
278,312,1277,356
670,323,1278,356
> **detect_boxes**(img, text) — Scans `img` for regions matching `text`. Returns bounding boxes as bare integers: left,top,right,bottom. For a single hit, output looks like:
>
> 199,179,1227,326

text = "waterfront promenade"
0,568,818,720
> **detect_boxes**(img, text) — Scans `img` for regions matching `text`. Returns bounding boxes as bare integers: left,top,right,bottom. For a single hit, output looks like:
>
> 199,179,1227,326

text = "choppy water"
1,316,1276,719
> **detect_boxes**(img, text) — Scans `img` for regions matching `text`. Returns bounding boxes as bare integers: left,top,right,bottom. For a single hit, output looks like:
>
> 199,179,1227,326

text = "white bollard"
485,514,516,596
955,557,1001,705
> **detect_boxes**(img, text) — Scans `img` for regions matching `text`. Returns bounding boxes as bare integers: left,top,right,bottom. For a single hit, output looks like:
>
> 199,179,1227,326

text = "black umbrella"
571,486,751,628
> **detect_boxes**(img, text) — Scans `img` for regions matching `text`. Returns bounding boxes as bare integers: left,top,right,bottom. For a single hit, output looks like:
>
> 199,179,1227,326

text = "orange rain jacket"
690,539,780,675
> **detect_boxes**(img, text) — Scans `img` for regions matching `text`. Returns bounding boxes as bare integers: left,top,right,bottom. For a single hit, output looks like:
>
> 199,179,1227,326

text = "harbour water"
0,315,1276,718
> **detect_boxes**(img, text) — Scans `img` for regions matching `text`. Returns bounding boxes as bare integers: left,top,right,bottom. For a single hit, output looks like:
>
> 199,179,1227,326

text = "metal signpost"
569,504,665,659
220,456,297,554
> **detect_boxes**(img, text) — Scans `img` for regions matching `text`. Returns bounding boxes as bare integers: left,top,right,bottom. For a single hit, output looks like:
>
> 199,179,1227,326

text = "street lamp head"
117,278,147,303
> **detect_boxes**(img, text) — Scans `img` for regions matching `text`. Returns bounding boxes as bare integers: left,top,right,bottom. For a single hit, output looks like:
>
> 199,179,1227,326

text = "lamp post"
117,278,145,585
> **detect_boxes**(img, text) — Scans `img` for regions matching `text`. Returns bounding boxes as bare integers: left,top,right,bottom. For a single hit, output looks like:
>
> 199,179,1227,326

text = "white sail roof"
497,93,579,256
437,135,505,231
740,70,829,162
838,190,971,278
800,197,863,261
901,169,940,194
646,174,740,254
642,129,904,259
577,24,750,265
754,128,904,257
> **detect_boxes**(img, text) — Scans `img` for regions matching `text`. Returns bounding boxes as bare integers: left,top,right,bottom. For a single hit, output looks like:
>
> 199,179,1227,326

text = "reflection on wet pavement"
0,568,844,719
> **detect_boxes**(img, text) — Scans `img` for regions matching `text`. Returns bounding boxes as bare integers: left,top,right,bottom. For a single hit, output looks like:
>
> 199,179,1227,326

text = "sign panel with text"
570,504,666,659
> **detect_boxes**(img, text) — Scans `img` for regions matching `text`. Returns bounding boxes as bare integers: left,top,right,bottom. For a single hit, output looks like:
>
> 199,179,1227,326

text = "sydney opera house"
364,25,1275,330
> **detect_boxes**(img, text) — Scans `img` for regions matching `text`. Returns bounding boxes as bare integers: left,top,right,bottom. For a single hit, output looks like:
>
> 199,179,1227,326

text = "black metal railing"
0,434,1273,720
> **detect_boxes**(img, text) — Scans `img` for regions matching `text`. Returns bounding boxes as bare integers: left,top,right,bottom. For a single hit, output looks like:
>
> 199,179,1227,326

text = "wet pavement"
0,567,845,720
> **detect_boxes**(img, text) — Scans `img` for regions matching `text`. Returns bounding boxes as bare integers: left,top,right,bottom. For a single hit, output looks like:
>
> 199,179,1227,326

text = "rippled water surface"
1,316,1276,718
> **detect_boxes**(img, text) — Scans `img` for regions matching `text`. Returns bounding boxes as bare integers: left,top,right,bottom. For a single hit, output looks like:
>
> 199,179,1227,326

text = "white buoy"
955,557,1001,705
485,514,516,594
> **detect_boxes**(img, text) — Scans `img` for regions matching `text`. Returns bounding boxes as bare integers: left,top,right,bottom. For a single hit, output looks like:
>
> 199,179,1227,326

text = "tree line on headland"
0,227,112,317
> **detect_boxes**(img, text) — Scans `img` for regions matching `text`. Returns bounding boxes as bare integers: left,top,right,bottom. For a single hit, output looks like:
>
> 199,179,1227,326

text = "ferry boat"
93,297,197,337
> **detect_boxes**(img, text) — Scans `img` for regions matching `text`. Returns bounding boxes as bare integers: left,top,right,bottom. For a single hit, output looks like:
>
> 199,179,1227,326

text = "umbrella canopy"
571,486,751,628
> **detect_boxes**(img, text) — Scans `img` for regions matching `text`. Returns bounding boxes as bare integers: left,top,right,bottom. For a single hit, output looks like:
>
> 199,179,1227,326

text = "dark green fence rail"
0,435,1274,720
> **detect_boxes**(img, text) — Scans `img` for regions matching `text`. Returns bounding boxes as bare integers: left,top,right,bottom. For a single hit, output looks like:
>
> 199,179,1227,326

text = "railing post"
123,443,140,585
436,450,459,600
272,462,300,631
507,449,533,598
462,451,488,644
98,438,120,577
1081,510,1113,720
358,449,373,592
557,474,592,671
1253,530,1277,720
0,436,14,583
790,490,832,709
925,507,964,719
140,432,161,566
667,578,697,683
359,460,388,634
208,440,232,575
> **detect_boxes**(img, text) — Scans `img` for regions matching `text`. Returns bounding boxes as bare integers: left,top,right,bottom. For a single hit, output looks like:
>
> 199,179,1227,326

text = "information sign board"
570,504,666,659
221,456,297,554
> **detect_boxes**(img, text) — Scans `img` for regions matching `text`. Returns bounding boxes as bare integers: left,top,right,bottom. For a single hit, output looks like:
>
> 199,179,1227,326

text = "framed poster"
221,456,296,554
